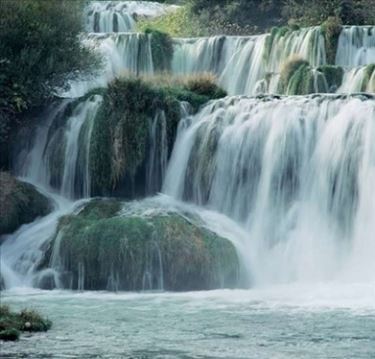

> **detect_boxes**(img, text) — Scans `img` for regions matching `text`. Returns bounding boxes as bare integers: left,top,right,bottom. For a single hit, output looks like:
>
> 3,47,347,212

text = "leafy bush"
0,0,100,168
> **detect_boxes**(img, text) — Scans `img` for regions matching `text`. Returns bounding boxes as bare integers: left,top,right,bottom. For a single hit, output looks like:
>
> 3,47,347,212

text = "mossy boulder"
89,76,226,197
0,172,51,236
321,16,342,64
0,305,52,341
38,199,240,291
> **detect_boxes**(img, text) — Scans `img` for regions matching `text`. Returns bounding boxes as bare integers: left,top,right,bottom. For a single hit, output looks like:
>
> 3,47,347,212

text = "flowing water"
1,287,375,358
1,2,375,357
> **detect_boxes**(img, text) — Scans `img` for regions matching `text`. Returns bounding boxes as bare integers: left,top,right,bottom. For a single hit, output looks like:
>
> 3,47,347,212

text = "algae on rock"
38,198,240,291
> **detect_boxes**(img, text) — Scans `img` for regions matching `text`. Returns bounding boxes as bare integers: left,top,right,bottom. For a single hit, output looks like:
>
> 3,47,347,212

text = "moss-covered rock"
0,172,51,236
0,305,52,341
361,64,375,92
321,16,342,64
39,199,240,291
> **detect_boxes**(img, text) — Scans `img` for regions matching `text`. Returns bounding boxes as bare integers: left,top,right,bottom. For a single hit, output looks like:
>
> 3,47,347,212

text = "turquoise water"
1,284,375,358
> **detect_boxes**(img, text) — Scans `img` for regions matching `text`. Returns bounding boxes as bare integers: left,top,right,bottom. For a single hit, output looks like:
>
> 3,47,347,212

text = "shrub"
0,0,100,169
145,29,174,72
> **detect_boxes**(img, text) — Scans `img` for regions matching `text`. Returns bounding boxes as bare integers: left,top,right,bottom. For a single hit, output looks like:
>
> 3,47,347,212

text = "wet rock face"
38,199,240,291
0,172,51,237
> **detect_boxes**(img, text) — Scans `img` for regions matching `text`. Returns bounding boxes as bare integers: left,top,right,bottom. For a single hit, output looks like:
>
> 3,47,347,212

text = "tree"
0,0,100,168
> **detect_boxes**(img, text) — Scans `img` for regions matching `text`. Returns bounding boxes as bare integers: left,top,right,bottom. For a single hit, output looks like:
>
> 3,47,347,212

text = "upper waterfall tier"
86,1,179,33
63,26,375,97
163,94,375,284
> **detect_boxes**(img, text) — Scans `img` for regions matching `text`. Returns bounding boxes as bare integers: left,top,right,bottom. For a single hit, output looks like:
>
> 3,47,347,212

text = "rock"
0,172,52,236
39,199,240,291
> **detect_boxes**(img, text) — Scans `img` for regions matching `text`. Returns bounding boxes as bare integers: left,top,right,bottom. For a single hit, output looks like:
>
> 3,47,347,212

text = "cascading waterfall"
163,94,375,284
71,24,374,97
336,26,375,67
62,33,154,97
172,27,327,95
15,95,103,199
1,1,375,291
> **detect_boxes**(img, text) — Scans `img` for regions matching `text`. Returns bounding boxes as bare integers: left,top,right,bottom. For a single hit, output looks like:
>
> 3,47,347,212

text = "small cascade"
146,110,169,195
339,65,375,93
62,33,154,97
172,27,326,95
163,94,375,284
336,26,375,67
86,1,179,33
15,95,103,199
0,188,78,289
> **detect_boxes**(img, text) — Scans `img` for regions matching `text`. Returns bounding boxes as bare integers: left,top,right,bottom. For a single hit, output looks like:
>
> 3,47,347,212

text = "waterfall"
61,25,374,98
62,33,154,98
163,94,375,284
15,95,103,199
146,110,169,195
86,1,180,33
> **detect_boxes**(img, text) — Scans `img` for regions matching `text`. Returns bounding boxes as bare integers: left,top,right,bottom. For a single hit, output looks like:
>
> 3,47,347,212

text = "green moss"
317,65,344,92
321,16,342,64
0,305,51,341
40,199,240,291
0,172,51,236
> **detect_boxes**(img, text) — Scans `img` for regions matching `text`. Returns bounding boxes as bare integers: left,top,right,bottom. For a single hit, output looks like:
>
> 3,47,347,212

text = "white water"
163,94,375,285
86,1,179,33
336,26,375,67
65,25,375,97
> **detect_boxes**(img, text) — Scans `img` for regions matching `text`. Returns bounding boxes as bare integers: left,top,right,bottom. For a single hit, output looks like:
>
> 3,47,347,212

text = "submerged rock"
38,199,240,291
0,172,51,236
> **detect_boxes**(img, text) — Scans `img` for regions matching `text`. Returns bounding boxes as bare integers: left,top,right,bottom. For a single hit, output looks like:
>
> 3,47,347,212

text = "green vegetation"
321,16,343,64
0,305,52,341
89,74,226,196
40,199,240,291
137,1,374,37
146,29,174,72
0,172,51,236
0,0,100,169
137,6,202,37
279,56,311,93
317,65,344,91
